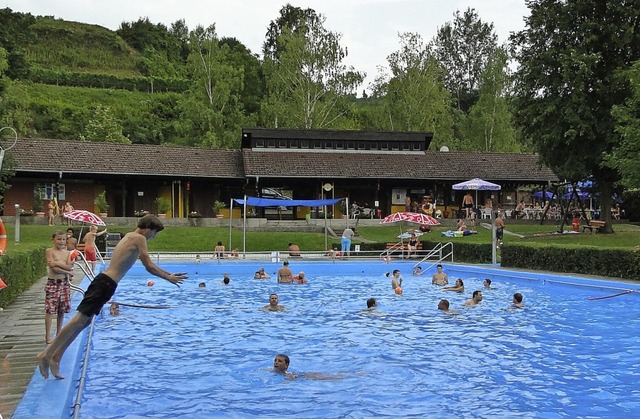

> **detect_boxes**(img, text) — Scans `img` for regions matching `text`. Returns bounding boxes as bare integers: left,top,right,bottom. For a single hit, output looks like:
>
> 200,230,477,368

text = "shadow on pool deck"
0,267,86,418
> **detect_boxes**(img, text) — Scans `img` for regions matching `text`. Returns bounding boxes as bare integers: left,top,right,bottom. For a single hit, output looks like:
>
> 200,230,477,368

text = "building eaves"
9,138,245,179
242,149,559,182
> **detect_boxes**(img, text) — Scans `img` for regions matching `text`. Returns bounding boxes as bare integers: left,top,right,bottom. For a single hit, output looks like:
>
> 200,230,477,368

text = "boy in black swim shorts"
37,214,188,380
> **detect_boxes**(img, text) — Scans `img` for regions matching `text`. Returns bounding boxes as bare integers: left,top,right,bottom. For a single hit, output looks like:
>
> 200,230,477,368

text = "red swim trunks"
45,277,71,314
84,246,97,261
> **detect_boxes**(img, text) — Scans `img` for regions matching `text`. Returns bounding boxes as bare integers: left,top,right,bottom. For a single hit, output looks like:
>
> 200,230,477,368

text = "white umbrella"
452,178,501,208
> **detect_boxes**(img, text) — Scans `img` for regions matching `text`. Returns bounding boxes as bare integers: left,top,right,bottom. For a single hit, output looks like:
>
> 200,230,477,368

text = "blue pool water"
17,260,640,418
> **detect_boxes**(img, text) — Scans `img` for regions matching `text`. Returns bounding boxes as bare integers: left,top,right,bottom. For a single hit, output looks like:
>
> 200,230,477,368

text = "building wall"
3,180,97,216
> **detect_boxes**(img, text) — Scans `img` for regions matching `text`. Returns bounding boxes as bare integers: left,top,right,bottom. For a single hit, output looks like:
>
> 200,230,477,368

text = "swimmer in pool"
463,290,483,306
262,293,285,311
512,292,524,308
366,298,377,309
272,354,342,380
273,353,297,379
390,269,402,290
483,278,492,289
437,299,458,314
443,278,464,293
222,273,230,285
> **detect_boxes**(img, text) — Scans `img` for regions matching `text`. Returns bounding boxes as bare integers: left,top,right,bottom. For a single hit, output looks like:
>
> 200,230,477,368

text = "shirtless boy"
390,269,403,290
37,215,187,379
432,264,449,285
45,231,75,344
83,225,108,272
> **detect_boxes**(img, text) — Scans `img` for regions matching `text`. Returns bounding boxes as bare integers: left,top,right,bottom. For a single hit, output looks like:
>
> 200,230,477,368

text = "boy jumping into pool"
37,214,188,379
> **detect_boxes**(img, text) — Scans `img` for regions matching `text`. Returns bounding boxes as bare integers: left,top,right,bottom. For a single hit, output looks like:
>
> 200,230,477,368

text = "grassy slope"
26,18,142,76
5,223,639,254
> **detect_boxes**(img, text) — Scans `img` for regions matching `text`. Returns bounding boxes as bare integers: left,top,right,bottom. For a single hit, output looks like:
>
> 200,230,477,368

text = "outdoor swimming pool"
16,260,640,418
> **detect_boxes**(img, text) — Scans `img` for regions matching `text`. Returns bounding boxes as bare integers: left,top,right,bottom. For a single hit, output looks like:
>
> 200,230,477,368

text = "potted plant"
212,200,226,218
33,190,45,216
95,191,109,216
155,196,171,218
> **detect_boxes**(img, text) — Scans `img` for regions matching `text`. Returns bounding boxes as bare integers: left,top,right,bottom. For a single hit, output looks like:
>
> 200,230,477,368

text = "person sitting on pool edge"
37,214,188,380
443,278,464,293
262,293,285,311
288,242,301,257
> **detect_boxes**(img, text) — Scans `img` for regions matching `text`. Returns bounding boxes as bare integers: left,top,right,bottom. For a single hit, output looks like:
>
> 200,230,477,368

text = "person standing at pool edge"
37,214,187,380
341,226,354,258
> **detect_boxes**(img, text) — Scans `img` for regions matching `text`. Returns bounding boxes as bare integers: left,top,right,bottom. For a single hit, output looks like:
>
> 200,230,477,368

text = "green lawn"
3,222,639,254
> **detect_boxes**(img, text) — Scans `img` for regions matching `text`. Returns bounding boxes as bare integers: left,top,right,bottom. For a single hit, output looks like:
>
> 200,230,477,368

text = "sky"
3,0,530,92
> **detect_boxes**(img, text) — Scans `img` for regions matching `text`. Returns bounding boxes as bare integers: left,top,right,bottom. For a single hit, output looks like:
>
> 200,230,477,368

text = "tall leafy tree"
263,4,320,61
261,8,364,128
181,24,244,148
371,33,454,147
512,0,640,232
433,8,498,112
220,37,265,117
464,47,518,152
607,61,640,189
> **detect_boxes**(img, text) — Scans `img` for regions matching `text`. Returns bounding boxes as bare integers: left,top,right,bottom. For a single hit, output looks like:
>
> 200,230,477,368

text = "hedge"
29,67,190,93
501,245,640,280
0,246,48,308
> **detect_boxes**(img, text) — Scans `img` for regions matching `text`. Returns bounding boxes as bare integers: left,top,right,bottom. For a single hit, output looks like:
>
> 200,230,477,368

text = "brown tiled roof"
9,138,244,178
242,149,559,182
8,137,558,183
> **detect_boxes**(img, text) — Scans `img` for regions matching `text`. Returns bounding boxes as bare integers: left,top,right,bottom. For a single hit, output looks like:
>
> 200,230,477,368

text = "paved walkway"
0,268,85,418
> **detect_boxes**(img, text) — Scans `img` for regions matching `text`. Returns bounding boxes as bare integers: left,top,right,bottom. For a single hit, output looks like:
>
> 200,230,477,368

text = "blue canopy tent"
230,196,347,254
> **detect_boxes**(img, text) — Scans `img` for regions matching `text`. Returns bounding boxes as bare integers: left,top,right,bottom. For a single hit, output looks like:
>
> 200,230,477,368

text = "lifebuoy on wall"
0,218,6,255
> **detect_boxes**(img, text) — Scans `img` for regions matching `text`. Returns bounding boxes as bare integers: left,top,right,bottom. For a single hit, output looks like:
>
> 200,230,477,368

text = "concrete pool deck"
0,267,86,418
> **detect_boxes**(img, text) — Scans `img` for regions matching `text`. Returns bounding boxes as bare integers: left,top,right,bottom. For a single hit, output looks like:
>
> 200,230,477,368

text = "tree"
181,24,245,148
0,8,35,80
81,105,130,143
512,0,640,232
263,4,320,61
607,61,640,189
464,47,519,152
371,33,454,147
261,8,364,129
433,8,498,112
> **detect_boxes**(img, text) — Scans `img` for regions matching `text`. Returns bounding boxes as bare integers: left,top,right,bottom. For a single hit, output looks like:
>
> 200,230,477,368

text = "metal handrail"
414,242,454,272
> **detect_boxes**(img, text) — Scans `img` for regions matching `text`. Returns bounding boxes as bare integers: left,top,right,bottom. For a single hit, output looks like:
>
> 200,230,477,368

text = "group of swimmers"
381,263,525,314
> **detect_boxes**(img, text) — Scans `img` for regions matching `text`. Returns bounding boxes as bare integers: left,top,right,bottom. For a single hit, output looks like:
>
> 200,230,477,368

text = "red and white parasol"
380,211,440,226
63,210,106,226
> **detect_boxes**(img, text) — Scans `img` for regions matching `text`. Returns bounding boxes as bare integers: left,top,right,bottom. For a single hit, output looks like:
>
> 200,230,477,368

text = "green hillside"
26,18,141,76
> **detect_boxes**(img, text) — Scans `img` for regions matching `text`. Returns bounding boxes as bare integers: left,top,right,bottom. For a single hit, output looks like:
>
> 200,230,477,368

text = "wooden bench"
582,220,606,233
